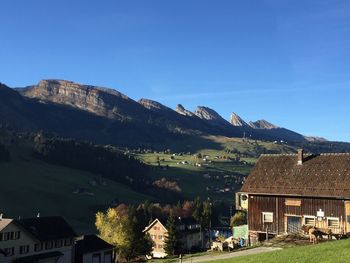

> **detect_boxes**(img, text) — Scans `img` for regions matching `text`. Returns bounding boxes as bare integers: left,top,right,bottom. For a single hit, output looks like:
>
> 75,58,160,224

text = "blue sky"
0,0,349,141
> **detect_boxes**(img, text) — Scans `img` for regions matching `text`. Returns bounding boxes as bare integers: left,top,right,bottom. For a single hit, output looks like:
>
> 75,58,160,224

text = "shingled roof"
240,153,350,198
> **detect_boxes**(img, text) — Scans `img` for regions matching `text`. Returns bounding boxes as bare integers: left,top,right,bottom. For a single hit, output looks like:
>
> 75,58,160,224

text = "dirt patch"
263,233,312,248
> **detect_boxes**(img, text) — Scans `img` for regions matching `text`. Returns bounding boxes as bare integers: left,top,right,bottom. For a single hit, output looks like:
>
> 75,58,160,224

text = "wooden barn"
236,150,350,243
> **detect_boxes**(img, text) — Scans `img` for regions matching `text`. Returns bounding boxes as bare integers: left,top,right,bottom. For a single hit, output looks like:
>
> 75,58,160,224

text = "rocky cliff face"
138,98,172,112
230,112,249,127
194,106,229,125
249,119,279,129
175,104,196,117
18,79,147,121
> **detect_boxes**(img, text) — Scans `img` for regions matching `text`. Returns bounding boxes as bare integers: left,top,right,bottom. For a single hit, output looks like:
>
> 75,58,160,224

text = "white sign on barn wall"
317,209,324,219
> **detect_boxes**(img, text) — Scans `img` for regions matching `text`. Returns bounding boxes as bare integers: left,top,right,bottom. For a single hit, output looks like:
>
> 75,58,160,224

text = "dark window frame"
64,238,73,246
34,243,43,252
4,247,14,257
19,245,30,254
55,239,63,248
45,241,54,250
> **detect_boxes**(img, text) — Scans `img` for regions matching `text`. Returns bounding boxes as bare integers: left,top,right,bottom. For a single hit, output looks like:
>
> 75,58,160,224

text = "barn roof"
240,153,350,198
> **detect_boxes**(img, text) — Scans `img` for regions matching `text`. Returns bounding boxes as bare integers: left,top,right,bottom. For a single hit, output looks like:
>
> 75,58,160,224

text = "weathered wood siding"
248,195,345,234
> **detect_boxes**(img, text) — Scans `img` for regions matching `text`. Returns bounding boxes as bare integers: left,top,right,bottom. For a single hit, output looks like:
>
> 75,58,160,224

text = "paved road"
183,247,282,263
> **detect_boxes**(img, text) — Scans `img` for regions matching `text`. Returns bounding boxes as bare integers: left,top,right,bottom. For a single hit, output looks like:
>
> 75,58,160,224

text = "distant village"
2,149,350,263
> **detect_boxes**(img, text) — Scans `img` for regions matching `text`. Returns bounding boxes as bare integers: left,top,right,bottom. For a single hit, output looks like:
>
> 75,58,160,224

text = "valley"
1,79,350,235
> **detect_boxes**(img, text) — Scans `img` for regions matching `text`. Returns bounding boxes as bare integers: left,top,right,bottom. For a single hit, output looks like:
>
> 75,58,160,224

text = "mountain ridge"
8,79,326,144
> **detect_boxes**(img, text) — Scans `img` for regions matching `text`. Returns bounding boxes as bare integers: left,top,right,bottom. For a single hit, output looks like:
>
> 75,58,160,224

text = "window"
151,235,156,240
3,232,10,241
9,232,14,240
304,216,316,226
55,239,63,248
19,245,29,254
158,235,163,240
158,245,163,249
34,243,43,252
45,241,53,250
64,238,73,246
4,247,14,257
327,217,339,227
262,212,273,223
14,231,21,240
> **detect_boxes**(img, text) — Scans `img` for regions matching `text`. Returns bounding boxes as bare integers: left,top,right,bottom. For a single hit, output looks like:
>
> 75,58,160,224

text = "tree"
182,200,193,217
124,206,153,261
192,197,203,223
95,208,131,262
230,211,247,227
164,213,181,256
95,207,153,262
202,200,212,229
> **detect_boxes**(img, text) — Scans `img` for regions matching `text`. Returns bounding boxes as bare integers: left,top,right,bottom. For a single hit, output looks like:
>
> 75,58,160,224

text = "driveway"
183,247,282,263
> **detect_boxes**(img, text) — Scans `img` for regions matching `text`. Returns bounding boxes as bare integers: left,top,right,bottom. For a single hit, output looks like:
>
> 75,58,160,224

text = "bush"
230,211,247,227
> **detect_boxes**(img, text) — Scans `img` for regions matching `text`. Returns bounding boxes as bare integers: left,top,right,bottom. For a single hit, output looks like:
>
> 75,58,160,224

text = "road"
183,247,282,263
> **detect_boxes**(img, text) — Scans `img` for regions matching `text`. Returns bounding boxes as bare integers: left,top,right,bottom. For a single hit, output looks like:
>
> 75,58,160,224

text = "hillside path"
183,247,281,262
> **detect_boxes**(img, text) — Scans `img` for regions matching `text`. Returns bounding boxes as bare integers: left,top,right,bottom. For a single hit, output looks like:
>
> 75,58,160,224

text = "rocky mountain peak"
175,104,195,117
18,79,144,120
194,106,228,125
230,112,249,127
249,119,279,129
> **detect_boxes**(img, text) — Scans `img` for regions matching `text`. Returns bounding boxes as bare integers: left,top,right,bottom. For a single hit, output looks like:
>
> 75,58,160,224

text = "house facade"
236,150,350,243
0,216,77,263
143,217,203,258
144,219,167,258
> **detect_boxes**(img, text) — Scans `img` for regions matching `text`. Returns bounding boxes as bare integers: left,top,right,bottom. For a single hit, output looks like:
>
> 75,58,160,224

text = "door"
345,202,350,233
287,216,302,233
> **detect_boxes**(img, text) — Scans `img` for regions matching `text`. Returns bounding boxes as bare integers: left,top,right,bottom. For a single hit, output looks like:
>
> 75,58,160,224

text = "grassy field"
0,135,152,234
135,135,294,201
0,133,295,233
207,239,350,263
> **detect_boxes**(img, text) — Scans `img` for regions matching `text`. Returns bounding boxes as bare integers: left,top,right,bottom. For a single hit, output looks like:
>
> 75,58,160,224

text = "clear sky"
0,0,349,141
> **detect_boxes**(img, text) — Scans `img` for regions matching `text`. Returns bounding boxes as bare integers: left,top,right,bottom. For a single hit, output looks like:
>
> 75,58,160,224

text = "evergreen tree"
164,213,181,256
192,197,203,223
202,200,212,229
123,206,153,261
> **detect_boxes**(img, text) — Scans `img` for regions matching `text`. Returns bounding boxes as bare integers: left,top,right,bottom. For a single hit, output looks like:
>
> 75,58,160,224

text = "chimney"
297,149,304,165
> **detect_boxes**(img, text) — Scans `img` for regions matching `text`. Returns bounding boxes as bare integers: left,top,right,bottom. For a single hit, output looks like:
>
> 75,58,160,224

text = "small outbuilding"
75,235,114,263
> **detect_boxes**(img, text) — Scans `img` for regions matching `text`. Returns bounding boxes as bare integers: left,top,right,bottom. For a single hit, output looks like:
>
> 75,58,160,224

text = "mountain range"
0,79,327,148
